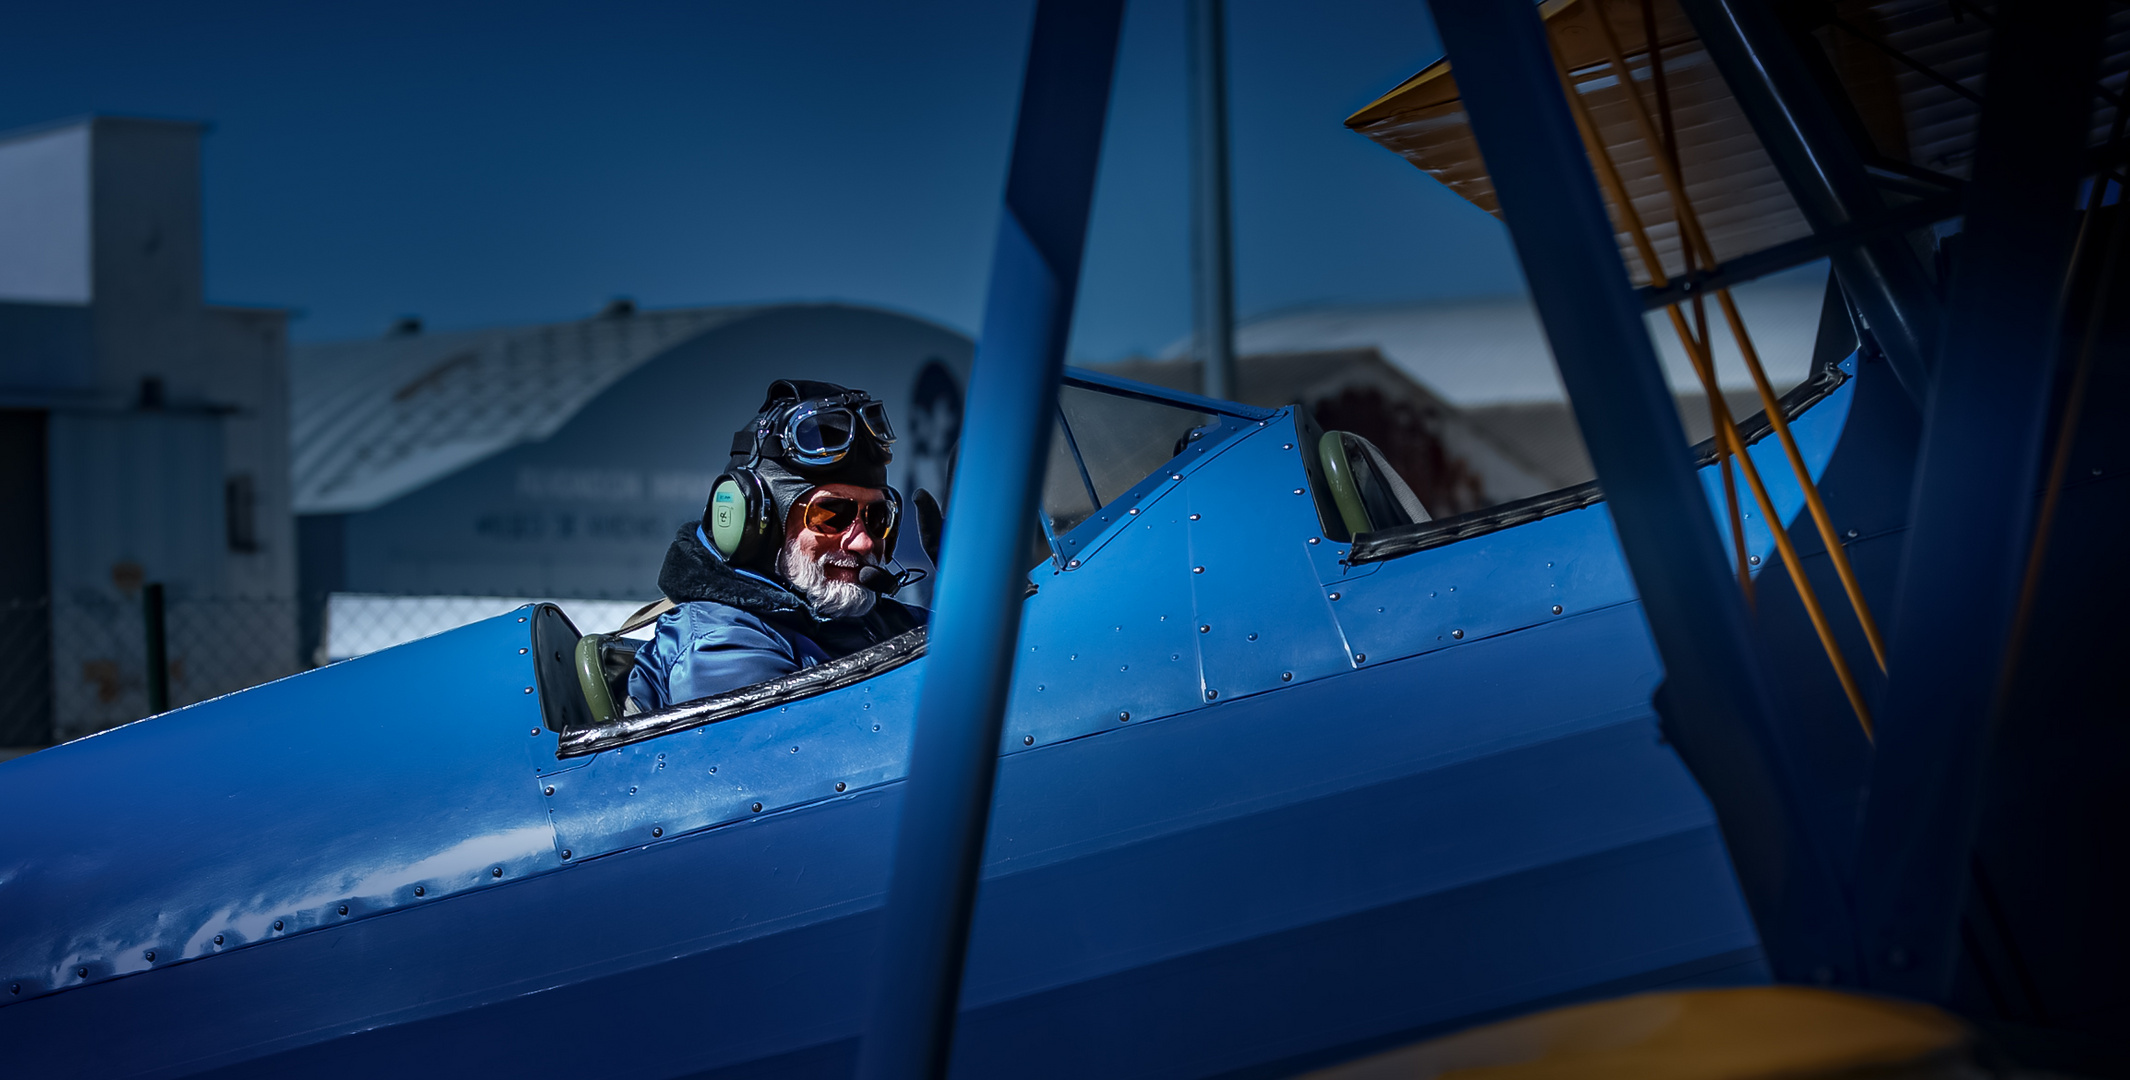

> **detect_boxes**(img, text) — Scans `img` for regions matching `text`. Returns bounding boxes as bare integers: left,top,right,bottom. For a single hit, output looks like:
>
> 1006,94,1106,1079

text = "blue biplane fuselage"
0,361,1856,1078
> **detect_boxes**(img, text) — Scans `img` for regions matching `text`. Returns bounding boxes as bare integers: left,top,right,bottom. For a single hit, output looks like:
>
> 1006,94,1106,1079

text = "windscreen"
1041,416,1100,540
1039,385,1213,553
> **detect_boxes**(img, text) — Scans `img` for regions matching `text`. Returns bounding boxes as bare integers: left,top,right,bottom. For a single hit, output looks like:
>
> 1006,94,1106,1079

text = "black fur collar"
656,524,813,621
653,524,922,654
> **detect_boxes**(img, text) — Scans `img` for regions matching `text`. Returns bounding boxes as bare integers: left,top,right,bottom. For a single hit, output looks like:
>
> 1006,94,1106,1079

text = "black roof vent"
390,316,423,337
601,297,637,319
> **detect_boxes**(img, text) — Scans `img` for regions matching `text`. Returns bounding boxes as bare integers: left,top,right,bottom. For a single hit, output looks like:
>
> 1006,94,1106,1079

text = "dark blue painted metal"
1185,421,1358,700
1,621,1755,1079
1675,0,1943,402
0,610,560,1006
0,605,894,1070
547,662,923,862
1745,346,1915,876
856,2,1126,1075
1854,0,2106,1003
0,366,1857,1075
1426,0,1857,982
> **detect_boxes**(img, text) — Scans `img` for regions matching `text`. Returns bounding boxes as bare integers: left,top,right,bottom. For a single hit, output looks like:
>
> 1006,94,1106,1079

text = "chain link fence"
1,591,650,751
34,592,300,744
0,597,56,748
318,594,645,665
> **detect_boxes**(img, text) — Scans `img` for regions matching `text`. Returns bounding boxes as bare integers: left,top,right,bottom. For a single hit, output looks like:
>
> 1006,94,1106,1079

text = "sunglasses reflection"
802,493,897,538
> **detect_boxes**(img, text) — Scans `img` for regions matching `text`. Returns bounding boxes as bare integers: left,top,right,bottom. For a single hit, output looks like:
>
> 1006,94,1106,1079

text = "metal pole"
1188,0,1239,401
853,2,1125,1077
1852,0,2104,1003
1428,0,1858,982
142,582,169,715
1676,0,1943,403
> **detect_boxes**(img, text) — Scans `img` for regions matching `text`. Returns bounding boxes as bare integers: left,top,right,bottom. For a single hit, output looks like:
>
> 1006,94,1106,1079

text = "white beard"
778,542,880,619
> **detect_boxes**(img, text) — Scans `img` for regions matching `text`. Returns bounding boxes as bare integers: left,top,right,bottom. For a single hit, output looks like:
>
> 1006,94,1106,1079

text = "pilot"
626,380,926,711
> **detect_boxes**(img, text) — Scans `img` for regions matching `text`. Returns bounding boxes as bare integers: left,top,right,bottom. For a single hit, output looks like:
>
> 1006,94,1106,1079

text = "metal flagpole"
1188,0,1239,401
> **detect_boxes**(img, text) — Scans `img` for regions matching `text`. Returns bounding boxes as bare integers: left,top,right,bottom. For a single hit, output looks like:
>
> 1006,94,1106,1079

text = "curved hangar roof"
291,303,955,515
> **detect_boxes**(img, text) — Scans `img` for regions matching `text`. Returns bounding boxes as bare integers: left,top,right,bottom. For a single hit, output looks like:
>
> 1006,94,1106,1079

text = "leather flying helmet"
703,380,897,569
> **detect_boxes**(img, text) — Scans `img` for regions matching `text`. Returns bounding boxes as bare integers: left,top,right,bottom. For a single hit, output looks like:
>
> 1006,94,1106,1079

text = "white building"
0,116,295,744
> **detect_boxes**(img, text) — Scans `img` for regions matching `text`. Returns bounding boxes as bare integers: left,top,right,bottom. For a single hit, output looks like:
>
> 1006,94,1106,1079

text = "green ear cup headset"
704,468,778,565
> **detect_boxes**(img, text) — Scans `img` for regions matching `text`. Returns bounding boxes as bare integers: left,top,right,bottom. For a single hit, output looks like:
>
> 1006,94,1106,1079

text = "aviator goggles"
771,394,896,467
798,490,898,540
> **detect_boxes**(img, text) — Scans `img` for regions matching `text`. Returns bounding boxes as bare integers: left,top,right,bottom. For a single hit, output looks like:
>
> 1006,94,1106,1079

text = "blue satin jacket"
625,526,924,712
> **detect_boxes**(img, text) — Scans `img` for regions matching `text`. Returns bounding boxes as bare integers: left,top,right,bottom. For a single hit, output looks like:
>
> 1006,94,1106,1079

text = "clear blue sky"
0,0,1527,359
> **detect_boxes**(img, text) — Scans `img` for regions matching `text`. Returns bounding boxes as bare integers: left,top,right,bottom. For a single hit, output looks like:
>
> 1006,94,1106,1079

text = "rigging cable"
1546,25,1875,738
1644,0,1754,599
1585,0,1891,672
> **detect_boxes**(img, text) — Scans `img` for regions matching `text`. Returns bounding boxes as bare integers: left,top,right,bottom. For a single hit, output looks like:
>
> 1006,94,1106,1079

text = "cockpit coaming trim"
1349,355,1851,564
556,628,928,757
